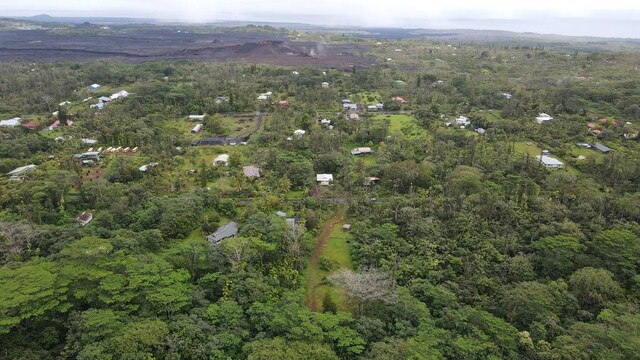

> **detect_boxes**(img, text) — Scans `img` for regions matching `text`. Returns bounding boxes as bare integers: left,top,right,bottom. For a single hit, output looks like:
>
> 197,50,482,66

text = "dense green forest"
1,28,640,359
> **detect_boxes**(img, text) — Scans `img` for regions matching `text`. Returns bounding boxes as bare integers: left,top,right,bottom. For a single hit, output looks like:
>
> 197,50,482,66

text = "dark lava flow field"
0,28,374,68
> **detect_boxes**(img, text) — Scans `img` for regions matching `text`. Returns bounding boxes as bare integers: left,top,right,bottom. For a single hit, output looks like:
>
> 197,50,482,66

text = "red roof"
587,122,596,129
21,121,38,129
279,100,289,106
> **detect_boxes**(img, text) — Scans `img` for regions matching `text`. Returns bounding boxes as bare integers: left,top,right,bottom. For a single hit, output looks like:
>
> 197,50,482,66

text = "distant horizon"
6,12,640,39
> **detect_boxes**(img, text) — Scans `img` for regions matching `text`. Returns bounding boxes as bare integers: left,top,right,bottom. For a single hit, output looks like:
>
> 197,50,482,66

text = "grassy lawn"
370,114,419,134
514,141,581,174
304,220,353,312
286,190,305,200
352,91,381,104
513,141,545,157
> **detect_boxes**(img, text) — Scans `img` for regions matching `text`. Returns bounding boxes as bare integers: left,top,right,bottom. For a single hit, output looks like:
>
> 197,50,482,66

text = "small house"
376,103,384,110
257,95,268,101
502,92,513,100
87,84,101,91
0,118,21,127
294,129,306,137
110,90,129,100
213,154,229,166
243,166,261,178
536,155,564,168
392,96,407,104
593,143,611,153
351,147,372,156
81,138,98,145
536,113,553,124
6,164,36,180
454,116,470,126
279,100,289,106
90,102,105,110
191,123,203,134
98,96,111,103
76,212,93,226
208,221,238,245
316,174,334,185
349,113,360,120
139,162,158,172
321,82,329,88
367,105,378,111
577,143,591,148
476,128,486,135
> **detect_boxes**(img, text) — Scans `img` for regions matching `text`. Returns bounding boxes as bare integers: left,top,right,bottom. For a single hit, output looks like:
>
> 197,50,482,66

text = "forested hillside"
1,30,640,359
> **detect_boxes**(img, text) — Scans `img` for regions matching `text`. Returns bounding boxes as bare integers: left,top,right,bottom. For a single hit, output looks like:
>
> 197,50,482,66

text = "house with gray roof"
208,221,238,245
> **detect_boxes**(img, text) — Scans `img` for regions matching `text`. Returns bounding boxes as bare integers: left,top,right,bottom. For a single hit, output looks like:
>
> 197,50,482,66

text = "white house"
188,115,205,121
321,82,329,88
320,119,331,126
0,118,21,127
7,164,36,180
476,128,486,135
367,105,378,111
191,123,203,133
257,95,268,101
88,84,101,91
349,113,360,120
536,155,564,168
110,90,129,100
316,174,334,185
536,113,553,124
454,116,470,126
81,138,98,145
213,154,229,166
502,92,513,100
351,147,372,156
293,129,306,137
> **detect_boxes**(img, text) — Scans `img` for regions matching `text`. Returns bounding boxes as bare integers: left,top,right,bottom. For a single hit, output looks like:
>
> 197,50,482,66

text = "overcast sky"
3,0,640,37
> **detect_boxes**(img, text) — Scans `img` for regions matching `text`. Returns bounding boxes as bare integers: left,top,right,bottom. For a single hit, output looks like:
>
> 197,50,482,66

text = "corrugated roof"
208,221,238,244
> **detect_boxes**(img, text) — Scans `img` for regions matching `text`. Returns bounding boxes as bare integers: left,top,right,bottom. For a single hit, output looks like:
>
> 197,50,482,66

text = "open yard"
304,212,353,312
370,113,424,136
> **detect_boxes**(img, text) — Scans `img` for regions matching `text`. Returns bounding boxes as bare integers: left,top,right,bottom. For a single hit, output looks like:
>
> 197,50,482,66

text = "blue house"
88,84,101,91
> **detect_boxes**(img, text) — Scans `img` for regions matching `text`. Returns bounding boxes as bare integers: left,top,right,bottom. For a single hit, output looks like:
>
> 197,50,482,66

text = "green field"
304,219,353,312
370,114,420,134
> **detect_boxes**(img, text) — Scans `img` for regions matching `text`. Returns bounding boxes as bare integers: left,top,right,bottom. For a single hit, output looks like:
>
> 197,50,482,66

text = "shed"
536,113,553,124
191,123,203,133
88,84,101,91
208,221,238,245
593,143,611,153
188,115,206,121
76,212,93,226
